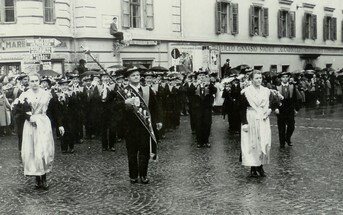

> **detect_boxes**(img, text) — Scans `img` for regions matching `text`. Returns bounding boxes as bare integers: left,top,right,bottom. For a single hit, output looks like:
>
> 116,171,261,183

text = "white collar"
281,82,289,87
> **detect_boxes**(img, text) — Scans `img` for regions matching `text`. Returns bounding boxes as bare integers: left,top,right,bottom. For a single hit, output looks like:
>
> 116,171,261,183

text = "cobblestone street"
0,105,343,215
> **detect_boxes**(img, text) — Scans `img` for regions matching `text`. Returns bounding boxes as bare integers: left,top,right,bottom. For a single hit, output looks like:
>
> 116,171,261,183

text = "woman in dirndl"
240,70,272,177
15,73,64,189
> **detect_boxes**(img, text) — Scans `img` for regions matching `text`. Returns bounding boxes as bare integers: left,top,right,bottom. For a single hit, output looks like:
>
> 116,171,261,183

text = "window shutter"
121,0,130,28
262,7,269,37
144,0,154,30
323,16,328,41
231,3,239,35
249,6,254,36
311,14,317,40
303,14,308,39
289,11,296,38
331,17,337,41
215,1,222,34
277,10,282,38
342,21,343,42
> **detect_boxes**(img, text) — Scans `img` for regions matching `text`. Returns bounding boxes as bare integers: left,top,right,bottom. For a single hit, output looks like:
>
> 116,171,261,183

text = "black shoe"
280,144,285,148
250,167,258,177
130,178,138,184
35,176,42,189
206,143,211,148
286,141,293,146
140,177,149,184
69,149,75,154
110,147,116,152
41,174,49,190
61,150,68,154
257,165,266,177
102,148,109,152
197,144,202,148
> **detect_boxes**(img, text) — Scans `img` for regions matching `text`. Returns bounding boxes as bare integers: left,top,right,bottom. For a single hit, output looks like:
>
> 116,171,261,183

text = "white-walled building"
1,0,343,76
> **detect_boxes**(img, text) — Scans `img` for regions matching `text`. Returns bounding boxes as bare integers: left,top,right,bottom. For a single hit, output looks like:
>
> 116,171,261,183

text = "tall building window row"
122,0,154,30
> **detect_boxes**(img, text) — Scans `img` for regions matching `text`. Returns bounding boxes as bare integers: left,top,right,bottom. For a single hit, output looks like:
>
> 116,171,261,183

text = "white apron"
241,85,271,167
19,89,55,176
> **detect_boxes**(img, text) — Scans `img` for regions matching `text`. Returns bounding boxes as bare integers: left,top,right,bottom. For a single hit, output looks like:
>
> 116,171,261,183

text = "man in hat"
192,71,217,148
184,73,197,134
275,72,301,148
56,78,77,154
81,76,99,139
222,75,241,134
67,73,84,144
122,67,162,184
96,73,117,151
110,17,124,44
12,73,29,151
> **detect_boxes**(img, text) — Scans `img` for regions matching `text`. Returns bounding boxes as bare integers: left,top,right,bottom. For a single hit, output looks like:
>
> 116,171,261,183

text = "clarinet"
82,47,157,144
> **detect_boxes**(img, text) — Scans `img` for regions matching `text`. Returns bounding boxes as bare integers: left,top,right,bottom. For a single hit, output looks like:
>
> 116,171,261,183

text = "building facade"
1,0,343,76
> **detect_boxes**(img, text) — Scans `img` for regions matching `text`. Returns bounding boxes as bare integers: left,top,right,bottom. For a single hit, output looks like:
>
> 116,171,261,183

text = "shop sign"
219,44,343,55
129,40,158,46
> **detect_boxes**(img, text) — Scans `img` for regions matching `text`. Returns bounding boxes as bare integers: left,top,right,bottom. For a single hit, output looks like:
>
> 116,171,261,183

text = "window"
323,16,337,41
282,65,289,72
0,0,16,23
215,1,238,35
254,65,263,71
303,13,317,40
278,10,296,38
270,65,277,73
249,5,268,37
0,63,20,76
43,0,55,23
122,0,154,30
123,59,153,69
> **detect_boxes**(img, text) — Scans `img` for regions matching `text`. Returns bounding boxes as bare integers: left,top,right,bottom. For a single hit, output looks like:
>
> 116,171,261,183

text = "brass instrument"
81,47,157,145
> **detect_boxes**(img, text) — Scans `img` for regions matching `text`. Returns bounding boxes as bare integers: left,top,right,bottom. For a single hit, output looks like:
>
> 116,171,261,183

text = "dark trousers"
195,108,212,145
112,32,124,41
188,107,196,132
277,114,295,146
101,120,116,150
228,110,241,132
61,132,74,152
126,131,150,179
16,118,24,151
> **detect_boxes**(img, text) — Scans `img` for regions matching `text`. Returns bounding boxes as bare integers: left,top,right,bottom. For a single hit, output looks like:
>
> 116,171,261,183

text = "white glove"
59,126,65,136
242,124,249,132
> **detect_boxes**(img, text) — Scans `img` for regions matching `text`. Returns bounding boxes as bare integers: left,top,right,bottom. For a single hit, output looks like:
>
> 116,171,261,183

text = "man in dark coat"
12,73,29,151
96,73,117,151
275,72,301,148
192,71,217,148
222,77,241,134
122,67,162,184
185,74,197,134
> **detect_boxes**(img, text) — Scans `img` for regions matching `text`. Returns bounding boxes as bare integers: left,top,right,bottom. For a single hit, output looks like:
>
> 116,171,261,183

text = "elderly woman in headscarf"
0,83,11,136
240,70,281,177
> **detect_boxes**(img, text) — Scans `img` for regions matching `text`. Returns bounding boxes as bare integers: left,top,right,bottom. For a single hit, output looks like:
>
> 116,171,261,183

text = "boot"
41,174,49,190
257,165,266,177
250,167,258,177
35,176,42,189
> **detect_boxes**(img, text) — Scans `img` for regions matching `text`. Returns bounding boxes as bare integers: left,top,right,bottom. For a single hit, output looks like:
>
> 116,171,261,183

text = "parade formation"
0,55,343,190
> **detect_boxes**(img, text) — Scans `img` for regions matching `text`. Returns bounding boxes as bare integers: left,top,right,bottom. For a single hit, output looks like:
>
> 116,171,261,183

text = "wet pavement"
0,104,343,215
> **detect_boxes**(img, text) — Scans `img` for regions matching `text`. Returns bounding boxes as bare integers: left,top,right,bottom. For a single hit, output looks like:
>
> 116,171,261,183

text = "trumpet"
81,46,157,145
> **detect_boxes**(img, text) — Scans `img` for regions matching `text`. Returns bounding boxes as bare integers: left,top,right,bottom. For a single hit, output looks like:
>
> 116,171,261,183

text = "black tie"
138,87,143,97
